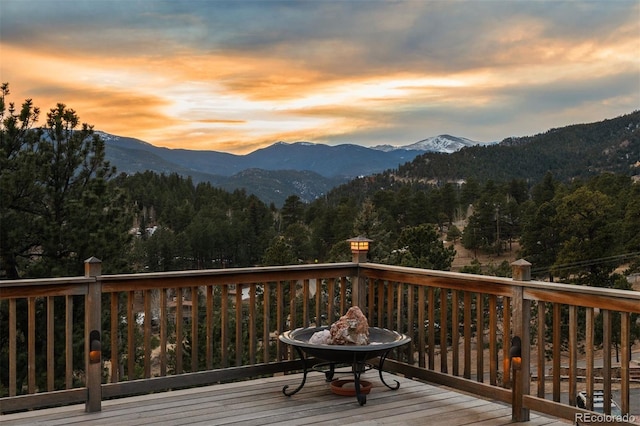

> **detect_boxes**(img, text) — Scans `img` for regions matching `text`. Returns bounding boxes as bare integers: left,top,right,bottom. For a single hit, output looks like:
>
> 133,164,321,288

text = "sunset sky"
1,0,639,154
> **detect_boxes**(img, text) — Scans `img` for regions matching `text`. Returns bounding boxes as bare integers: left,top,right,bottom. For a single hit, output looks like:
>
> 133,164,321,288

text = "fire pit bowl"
279,326,411,405
280,326,410,363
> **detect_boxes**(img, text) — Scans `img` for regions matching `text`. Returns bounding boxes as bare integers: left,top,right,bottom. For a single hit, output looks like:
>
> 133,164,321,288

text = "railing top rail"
359,263,515,296
100,262,356,281
519,278,640,298
360,263,514,284
521,280,640,313
98,262,358,291
0,277,94,298
359,262,640,312
0,276,95,287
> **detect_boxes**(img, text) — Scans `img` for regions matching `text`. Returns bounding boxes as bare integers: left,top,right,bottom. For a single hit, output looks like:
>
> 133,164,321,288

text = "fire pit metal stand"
279,326,411,405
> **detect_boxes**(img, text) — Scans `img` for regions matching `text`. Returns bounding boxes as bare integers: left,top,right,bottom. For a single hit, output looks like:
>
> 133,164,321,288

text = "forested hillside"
114,172,276,271
396,111,640,183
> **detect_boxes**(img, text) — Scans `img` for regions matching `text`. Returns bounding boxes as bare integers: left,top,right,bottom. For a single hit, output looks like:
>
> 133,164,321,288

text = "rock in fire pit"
310,306,370,346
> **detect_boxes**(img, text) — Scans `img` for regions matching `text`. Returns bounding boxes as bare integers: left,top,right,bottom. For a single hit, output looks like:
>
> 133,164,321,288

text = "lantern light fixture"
346,236,373,263
347,236,373,253
510,335,522,369
89,330,101,364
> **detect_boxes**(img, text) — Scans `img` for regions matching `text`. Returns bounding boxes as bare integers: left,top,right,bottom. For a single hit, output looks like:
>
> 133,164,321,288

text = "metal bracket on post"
85,257,102,412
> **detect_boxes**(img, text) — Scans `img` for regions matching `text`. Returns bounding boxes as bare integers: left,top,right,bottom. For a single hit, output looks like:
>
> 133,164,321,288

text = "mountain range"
102,133,492,206
395,111,640,184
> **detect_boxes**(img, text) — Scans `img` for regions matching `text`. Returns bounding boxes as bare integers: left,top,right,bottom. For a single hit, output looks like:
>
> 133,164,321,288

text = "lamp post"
347,237,372,309
347,236,372,263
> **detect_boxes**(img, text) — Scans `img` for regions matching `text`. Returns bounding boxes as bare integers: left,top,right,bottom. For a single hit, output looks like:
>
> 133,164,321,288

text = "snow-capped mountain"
373,134,495,154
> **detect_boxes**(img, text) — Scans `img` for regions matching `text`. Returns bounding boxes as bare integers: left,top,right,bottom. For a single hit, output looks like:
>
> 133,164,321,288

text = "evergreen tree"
280,195,305,231
385,224,455,270
0,84,131,278
553,186,618,285
351,198,392,262
0,83,42,278
262,236,298,266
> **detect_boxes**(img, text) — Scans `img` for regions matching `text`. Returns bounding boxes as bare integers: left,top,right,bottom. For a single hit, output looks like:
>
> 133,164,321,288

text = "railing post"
85,257,102,412
351,253,366,310
511,259,531,422
347,237,370,310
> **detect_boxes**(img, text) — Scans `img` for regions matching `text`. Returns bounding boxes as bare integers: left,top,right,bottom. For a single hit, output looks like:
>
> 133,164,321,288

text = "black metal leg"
324,363,336,381
353,361,366,405
377,351,400,390
282,346,309,396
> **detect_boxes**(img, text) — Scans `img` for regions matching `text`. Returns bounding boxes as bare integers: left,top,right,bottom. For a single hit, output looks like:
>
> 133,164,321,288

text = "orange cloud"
2,0,638,155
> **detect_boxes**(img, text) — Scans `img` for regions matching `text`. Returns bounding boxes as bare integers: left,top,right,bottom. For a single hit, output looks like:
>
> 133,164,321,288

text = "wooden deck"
1,372,570,425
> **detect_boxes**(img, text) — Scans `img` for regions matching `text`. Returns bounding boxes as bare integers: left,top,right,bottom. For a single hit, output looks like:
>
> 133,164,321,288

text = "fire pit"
279,326,411,405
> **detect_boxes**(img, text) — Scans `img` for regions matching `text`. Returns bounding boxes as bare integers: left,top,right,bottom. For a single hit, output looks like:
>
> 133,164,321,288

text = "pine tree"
0,84,131,278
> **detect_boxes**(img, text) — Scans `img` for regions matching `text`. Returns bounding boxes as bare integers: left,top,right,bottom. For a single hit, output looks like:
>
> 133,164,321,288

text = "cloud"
1,0,638,152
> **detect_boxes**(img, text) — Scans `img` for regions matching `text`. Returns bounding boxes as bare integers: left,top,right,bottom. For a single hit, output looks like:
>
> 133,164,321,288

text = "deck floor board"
1,373,571,425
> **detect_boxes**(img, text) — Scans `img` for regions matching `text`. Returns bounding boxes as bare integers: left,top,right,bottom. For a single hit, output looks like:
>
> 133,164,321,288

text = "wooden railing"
357,263,640,423
1,258,638,423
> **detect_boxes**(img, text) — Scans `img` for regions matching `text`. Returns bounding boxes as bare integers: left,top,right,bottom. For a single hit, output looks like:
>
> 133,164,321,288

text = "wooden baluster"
463,291,472,379
502,296,511,388
315,279,321,326
220,285,228,368
407,285,415,365
110,293,119,383
144,289,151,378
396,282,403,336
65,295,74,388
249,283,256,364
235,284,242,367
175,287,184,374
160,288,167,376
206,285,213,370
476,293,484,382
9,298,17,396
621,312,630,414
263,282,270,362
289,280,296,329
568,305,577,407
28,296,35,394
377,280,384,328
418,286,426,368
440,289,448,374
552,302,561,402
127,290,135,378
452,290,459,376
536,301,545,396
302,279,309,328
387,281,394,331
427,286,435,370
585,307,594,411
192,286,199,371
47,296,54,391
489,294,496,385
603,309,612,415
